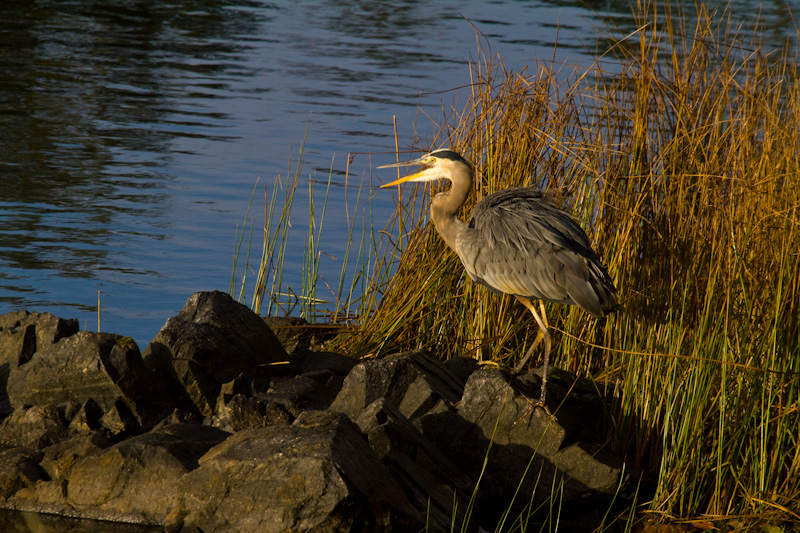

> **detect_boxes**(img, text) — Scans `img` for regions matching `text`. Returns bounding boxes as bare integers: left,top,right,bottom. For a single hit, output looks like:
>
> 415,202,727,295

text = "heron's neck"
430,174,471,251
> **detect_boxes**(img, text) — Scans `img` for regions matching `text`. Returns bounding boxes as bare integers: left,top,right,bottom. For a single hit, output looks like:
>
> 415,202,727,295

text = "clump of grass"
328,1,800,529
236,0,799,528
231,123,400,325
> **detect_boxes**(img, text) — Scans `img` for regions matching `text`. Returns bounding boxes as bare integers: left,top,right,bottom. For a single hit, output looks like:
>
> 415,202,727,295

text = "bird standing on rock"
380,148,619,408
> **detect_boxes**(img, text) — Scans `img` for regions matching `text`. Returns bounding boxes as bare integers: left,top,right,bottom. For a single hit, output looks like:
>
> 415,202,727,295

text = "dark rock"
0,310,79,352
210,393,295,432
7,332,121,412
143,291,287,417
63,424,230,524
0,305,635,532
262,317,342,355
266,373,343,411
172,412,421,532
0,311,80,418
442,356,481,384
68,399,104,434
285,349,357,377
0,405,70,449
7,434,113,516
0,448,45,500
6,332,174,434
39,433,112,481
355,398,476,532
105,337,176,429
328,349,464,425
442,367,626,528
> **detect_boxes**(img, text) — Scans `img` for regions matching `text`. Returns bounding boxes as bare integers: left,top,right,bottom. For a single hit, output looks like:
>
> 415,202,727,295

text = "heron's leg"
513,330,543,373
513,297,551,406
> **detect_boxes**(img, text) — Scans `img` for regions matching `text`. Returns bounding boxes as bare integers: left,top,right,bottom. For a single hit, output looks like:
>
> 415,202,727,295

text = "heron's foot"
514,389,556,423
476,359,513,372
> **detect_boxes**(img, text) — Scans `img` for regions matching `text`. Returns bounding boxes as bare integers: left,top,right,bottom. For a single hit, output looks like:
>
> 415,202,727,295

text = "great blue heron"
379,148,619,407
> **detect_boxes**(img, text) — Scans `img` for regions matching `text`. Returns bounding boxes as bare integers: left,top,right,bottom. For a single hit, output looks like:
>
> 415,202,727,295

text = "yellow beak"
378,156,430,188
379,168,430,188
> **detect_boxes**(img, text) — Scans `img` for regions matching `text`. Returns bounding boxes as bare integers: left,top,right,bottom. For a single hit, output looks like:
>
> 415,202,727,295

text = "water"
1,0,796,349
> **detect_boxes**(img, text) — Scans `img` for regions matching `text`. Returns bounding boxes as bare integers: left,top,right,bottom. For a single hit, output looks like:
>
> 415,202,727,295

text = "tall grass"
241,0,800,528
334,2,799,528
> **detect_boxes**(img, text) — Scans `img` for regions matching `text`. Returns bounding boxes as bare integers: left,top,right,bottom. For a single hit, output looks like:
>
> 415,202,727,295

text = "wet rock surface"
0,290,639,532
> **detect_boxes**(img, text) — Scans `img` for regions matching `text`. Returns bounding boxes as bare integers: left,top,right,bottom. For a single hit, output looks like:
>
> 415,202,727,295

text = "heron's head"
379,149,472,187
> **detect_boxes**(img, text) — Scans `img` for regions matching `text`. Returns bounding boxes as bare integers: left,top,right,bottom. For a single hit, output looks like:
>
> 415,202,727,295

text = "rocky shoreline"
0,291,639,532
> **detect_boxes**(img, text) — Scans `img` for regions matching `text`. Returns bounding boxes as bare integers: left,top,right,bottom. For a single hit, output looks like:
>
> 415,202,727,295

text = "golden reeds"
241,1,799,528
329,1,800,528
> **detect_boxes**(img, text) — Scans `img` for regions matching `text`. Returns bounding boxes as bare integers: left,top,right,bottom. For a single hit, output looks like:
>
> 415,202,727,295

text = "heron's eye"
429,157,436,164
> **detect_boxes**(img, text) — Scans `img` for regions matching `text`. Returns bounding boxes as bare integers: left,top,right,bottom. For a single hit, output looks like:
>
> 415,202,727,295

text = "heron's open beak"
378,157,431,188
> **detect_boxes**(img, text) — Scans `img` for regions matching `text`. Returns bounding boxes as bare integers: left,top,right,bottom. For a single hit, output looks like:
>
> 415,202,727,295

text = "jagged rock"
39,433,113,481
281,349,358,378
6,332,174,434
459,368,566,455
210,354,352,432
68,399,104,434
262,317,342,355
5,434,115,516
0,304,635,532
105,337,176,429
265,373,344,411
0,448,45,499
328,349,464,425
355,398,476,532
7,332,120,411
171,412,421,532
62,424,230,524
438,367,627,528
143,291,287,417
210,393,295,432
0,405,70,449
0,310,79,354
0,311,80,417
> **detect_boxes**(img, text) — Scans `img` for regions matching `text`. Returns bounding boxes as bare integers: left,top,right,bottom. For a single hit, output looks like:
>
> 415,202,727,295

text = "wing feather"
455,187,618,316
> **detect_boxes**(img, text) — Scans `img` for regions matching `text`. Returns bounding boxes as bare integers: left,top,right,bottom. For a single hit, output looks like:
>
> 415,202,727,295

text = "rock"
0,310,79,353
210,393,295,432
6,332,174,434
63,424,230,524
0,448,45,499
172,412,421,532
209,352,353,431
262,317,342,355
143,291,287,417
459,368,566,456
444,367,626,528
355,398,476,532
104,337,176,429
0,311,80,417
39,433,113,481
328,349,464,425
0,303,637,532
283,349,358,378
7,332,120,412
0,405,70,449
265,373,343,411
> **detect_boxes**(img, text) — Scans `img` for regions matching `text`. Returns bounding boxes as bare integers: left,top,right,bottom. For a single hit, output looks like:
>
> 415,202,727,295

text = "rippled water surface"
1,0,796,347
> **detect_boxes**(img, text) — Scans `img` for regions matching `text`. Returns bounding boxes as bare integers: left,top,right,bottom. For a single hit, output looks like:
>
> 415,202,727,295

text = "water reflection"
0,0,796,346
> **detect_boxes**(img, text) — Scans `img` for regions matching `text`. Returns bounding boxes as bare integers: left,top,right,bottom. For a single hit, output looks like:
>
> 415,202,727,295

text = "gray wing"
455,188,618,317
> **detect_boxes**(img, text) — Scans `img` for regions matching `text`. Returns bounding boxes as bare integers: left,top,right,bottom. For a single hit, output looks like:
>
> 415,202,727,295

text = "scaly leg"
513,297,551,406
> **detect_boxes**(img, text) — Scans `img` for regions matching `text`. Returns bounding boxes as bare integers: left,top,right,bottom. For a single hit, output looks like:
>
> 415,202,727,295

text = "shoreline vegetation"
234,1,799,530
